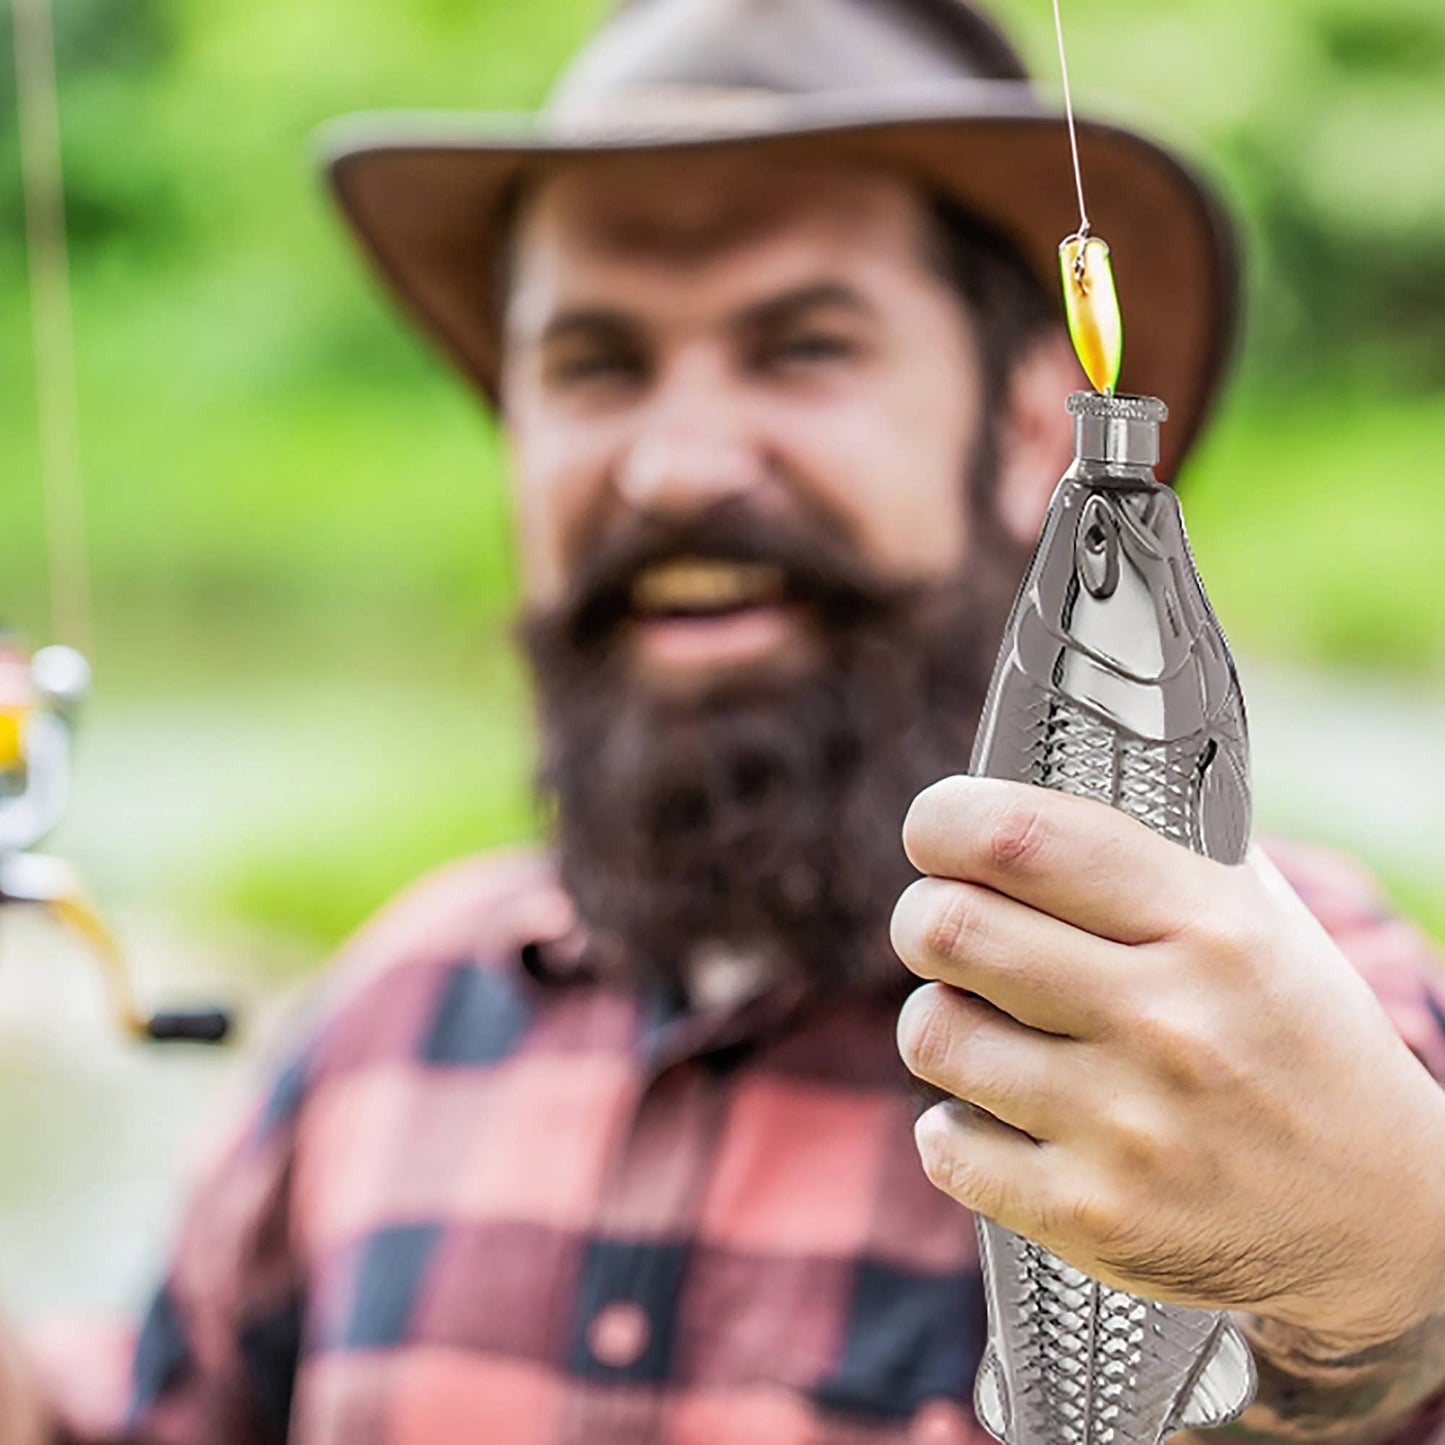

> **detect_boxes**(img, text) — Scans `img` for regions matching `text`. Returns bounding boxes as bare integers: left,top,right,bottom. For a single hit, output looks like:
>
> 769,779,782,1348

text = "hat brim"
318,84,1239,480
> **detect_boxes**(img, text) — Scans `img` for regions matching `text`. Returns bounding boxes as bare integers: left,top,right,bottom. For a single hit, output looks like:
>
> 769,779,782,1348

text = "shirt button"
910,1398,971,1444
588,1300,651,1368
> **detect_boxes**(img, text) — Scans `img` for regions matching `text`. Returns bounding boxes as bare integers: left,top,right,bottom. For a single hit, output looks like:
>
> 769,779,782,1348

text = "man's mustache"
537,498,917,651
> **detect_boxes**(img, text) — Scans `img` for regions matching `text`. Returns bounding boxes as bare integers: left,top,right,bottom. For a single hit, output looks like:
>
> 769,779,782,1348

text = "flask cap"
1068,392,1168,468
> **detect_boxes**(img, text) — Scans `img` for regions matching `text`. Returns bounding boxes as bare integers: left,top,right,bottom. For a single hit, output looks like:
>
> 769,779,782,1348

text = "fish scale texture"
1034,700,1196,846
985,1221,1228,1444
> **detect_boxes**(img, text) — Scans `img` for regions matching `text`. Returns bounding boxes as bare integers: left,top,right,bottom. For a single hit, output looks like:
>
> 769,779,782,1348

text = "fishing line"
1051,0,1089,244
1050,0,1123,395
12,0,94,657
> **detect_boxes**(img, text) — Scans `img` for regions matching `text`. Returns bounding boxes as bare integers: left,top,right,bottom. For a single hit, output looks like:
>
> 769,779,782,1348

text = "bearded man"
6,0,1445,1442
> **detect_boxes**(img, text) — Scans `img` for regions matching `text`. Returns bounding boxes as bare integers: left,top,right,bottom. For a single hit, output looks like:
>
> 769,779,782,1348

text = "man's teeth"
629,557,788,616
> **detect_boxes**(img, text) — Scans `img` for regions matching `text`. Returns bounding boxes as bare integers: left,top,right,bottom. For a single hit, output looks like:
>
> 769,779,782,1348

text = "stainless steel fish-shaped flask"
967,392,1256,1443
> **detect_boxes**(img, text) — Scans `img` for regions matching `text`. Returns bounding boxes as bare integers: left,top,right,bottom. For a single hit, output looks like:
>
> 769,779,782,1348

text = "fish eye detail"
1075,495,1121,600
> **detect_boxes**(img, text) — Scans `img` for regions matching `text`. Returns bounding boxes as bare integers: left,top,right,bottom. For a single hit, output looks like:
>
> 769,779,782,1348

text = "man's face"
501,152,986,693
499,150,1065,990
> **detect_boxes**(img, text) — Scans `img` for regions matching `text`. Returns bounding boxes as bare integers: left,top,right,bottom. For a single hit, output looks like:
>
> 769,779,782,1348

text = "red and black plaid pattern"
51,842,1445,1445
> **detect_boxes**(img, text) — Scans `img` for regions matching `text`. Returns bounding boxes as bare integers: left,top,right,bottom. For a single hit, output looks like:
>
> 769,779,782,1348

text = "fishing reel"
0,634,231,1044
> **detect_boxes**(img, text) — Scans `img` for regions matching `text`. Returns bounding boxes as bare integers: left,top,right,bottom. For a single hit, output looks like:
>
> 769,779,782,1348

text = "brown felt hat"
317,0,1241,480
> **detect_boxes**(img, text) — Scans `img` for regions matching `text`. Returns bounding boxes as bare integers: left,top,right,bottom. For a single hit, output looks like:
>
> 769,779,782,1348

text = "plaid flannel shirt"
45,838,1445,1445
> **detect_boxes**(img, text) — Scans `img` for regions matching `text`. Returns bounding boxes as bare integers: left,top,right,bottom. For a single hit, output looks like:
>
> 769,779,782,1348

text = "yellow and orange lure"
1060,232,1123,395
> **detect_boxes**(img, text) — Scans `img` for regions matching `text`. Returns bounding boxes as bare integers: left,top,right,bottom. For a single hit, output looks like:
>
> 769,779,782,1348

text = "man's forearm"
1177,1310,1445,1445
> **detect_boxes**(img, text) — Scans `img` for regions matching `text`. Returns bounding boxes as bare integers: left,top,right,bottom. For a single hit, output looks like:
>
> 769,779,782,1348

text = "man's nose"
615,363,762,515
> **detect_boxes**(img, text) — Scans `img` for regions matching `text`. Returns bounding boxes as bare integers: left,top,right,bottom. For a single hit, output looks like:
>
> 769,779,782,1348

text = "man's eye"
548,352,646,389
764,332,857,369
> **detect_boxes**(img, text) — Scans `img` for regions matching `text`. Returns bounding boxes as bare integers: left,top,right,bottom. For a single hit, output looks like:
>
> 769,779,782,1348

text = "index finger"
902,774,1221,944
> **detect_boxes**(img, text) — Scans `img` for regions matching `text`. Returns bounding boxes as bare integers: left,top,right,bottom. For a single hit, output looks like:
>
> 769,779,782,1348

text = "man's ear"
993,328,1084,548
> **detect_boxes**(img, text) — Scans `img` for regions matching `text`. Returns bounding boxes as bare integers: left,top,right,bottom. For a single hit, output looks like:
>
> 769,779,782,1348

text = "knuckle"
917,1131,959,1195
1099,1094,1174,1174
1200,900,1265,975
1063,1184,1127,1254
914,1106,960,1188
1130,996,1234,1096
988,798,1050,875
1166,868,1264,967
901,774,968,871
1041,1183,1125,1254
889,879,930,969
924,884,985,965
1173,1025,1238,1096
897,984,964,1079
1124,985,1185,1052
916,1112,998,1212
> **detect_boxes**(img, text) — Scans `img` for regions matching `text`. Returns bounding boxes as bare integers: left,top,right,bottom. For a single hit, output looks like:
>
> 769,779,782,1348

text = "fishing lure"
1060,233,1122,395
967,393,1255,1442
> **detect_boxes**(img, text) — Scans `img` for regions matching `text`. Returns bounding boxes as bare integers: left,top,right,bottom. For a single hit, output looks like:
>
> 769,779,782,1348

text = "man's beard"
518,445,1033,1000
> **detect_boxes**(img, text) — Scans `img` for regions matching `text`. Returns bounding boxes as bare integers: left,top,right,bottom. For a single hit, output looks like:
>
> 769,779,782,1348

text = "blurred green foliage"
0,0,1442,947
1,0,1442,660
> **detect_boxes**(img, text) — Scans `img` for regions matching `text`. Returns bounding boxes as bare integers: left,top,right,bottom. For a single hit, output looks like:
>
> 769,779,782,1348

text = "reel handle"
141,1008,232,1045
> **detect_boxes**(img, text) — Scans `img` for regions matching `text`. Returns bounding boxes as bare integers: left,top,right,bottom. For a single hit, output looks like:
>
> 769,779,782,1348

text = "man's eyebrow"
522,284,874,349
532,307,642,349
737,282,879,333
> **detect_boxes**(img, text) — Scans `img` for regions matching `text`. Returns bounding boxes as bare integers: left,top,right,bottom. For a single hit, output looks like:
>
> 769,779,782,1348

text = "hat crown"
549,0,1031,117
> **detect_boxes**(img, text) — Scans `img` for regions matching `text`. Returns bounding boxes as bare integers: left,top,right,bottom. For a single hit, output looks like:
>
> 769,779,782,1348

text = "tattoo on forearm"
1180,1310,1445,1445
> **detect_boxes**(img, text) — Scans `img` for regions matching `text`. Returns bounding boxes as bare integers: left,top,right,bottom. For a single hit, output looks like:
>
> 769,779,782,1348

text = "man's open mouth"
628,556,789,619
621,555,803,676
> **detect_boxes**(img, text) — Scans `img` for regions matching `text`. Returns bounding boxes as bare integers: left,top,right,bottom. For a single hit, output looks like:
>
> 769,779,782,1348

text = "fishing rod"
5,0,231,1045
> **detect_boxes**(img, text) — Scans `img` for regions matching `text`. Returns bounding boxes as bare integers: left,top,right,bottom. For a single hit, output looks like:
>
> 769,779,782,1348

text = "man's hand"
891,774,1445,1351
